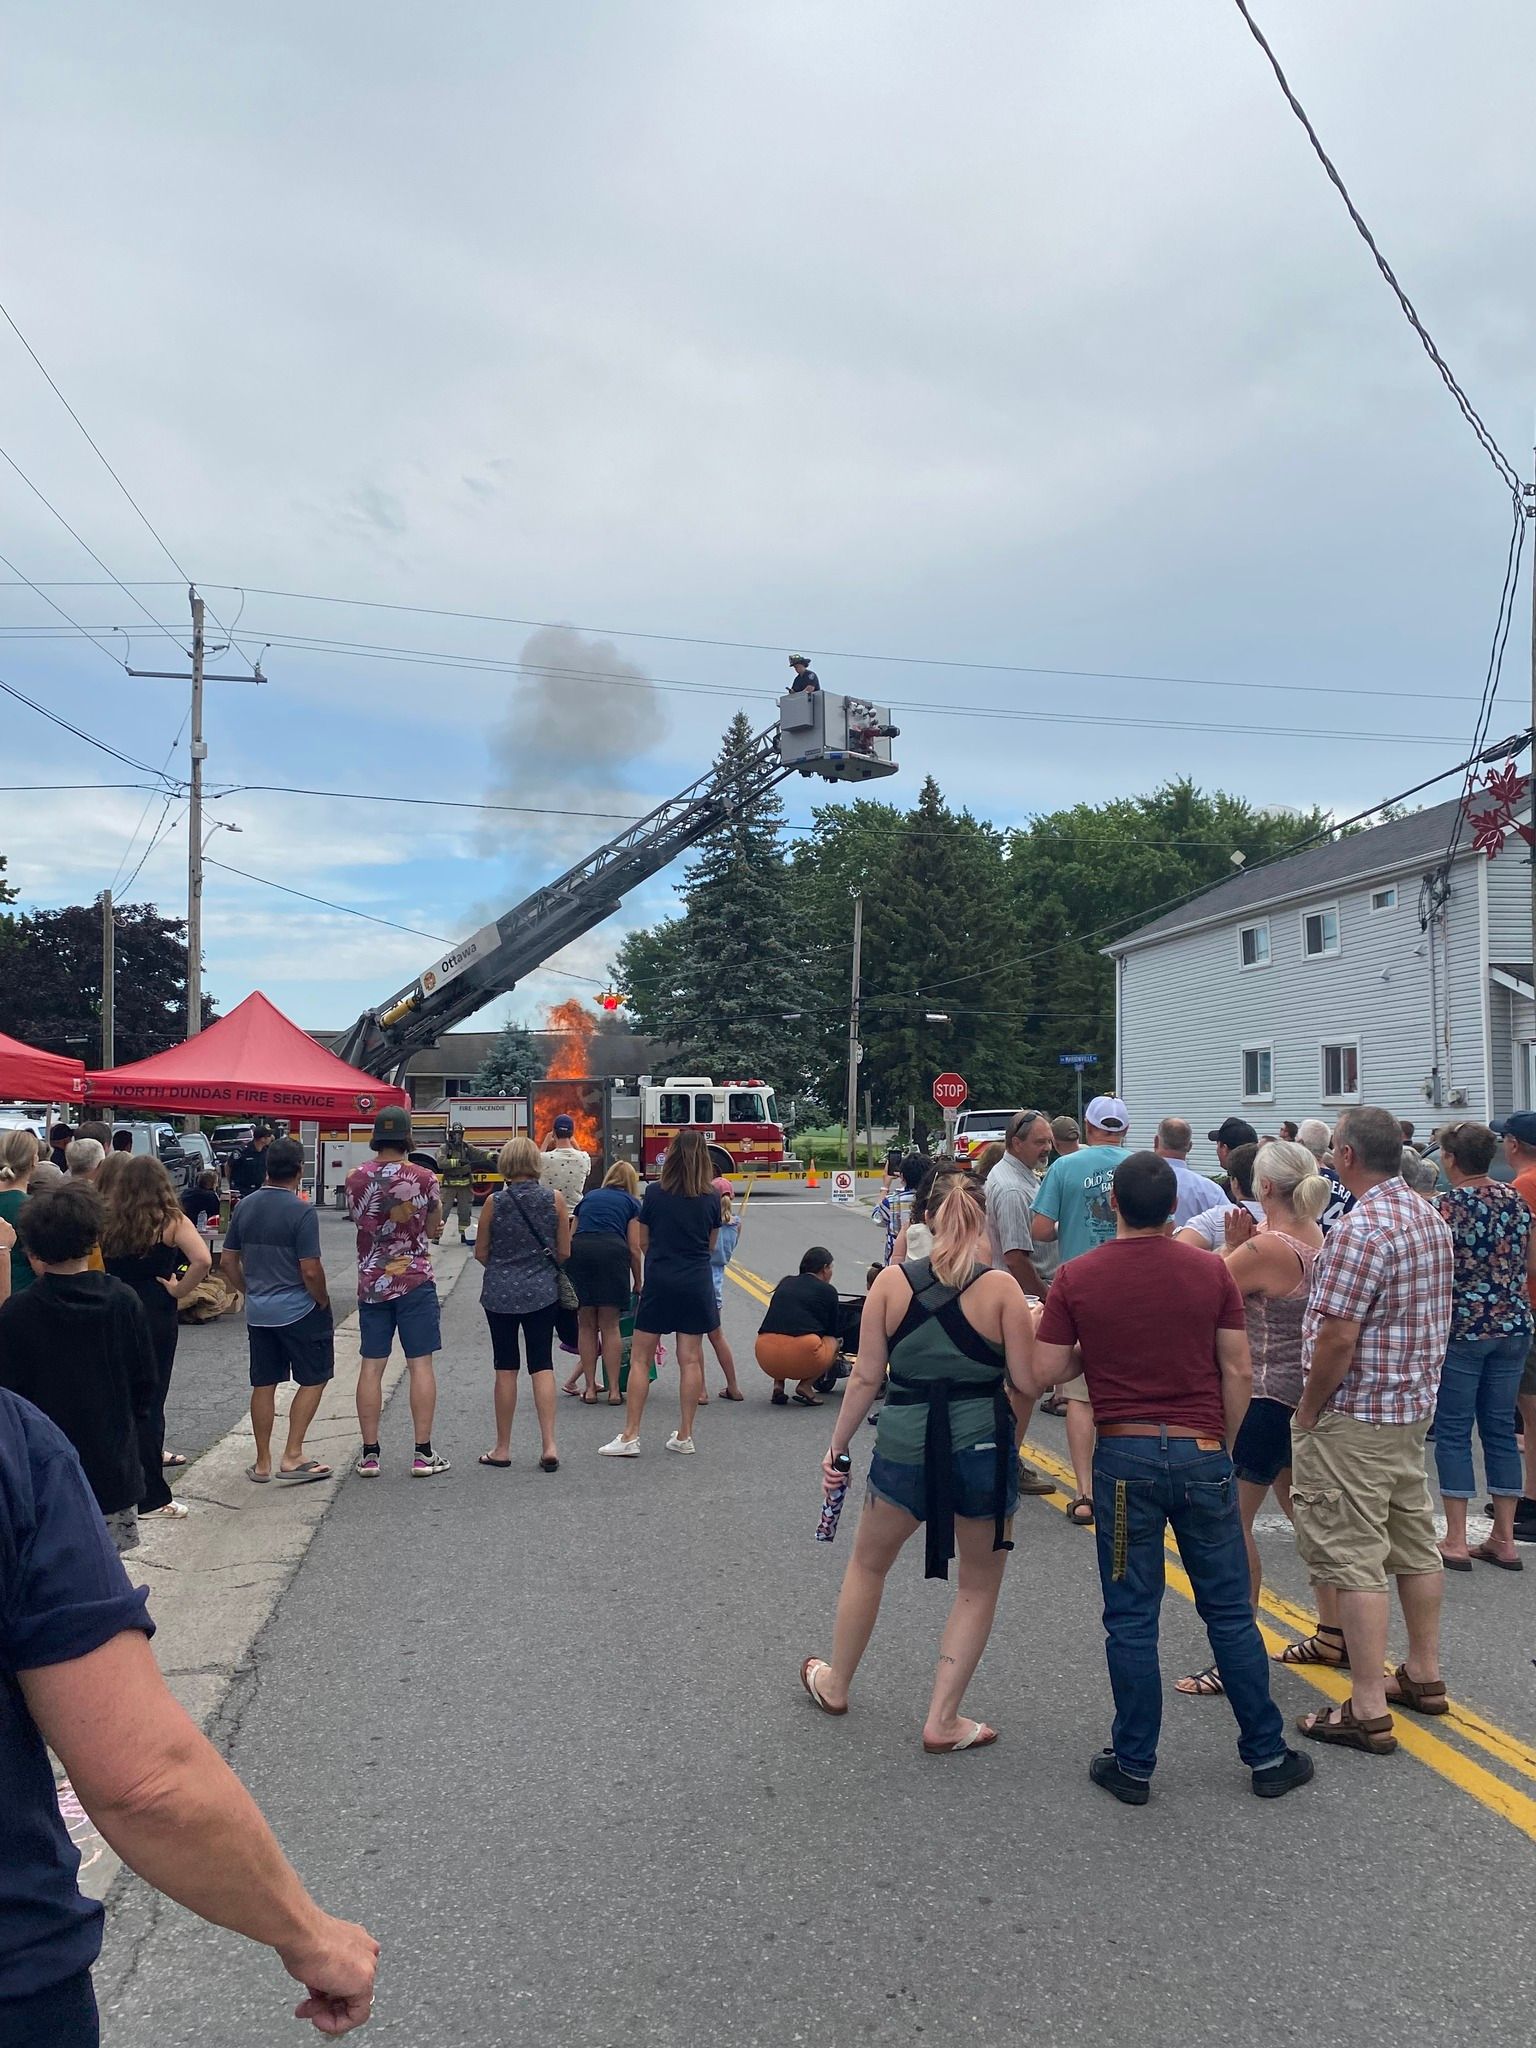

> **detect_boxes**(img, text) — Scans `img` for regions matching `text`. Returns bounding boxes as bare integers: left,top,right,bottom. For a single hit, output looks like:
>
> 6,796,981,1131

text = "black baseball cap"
1208,1117,1259,1148
370,1105,413,1149
1493,1112,1536,1147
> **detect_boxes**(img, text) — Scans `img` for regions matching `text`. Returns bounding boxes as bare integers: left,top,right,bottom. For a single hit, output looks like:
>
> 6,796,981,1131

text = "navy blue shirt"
0,1391,153,2002
572,1188,641,1241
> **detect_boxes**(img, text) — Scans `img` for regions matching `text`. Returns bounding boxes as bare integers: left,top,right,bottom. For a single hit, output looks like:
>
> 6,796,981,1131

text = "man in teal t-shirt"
1031,1096,1135,1266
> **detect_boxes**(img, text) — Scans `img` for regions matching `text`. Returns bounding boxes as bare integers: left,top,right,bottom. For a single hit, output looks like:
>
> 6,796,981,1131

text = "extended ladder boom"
335,691,896,1080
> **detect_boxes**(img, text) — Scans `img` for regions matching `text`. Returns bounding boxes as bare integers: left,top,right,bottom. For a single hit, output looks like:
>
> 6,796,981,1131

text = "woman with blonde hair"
800,1178,1036,1752
100,1153,213,1519
562,1159,644,1405
600,1128,721,1458
475,1133,571,1469
1176,1137,1327,1696
0,1128,40,1299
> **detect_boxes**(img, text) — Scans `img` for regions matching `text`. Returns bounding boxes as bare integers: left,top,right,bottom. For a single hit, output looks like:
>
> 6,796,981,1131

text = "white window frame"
1241,1042,1274,1104
1320,1038,1361,1104
1237,919,1271,971
1369,885,1398,913
1301,902,1342,960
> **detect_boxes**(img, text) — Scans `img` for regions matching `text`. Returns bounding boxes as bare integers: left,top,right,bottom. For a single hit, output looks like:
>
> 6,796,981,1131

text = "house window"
1238,920,1271,969
1242,1045,1273,1102
1321,1041,1360,1102
1302,904,1341,959
1370,886,1397,912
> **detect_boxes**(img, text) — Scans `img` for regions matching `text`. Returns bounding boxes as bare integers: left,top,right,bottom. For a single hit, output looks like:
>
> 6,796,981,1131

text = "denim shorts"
1231,1395,1295,1486
868,1445,1021,1522
358,1282,441,1360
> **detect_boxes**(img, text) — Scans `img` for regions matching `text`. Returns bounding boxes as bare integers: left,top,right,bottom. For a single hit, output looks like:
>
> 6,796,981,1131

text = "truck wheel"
707,1146,734,1178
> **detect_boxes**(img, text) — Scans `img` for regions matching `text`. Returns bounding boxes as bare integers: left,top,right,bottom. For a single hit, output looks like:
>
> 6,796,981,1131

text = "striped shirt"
1301,1178,1453,1425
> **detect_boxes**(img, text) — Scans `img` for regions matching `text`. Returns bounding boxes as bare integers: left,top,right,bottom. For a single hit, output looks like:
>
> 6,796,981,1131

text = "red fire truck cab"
641,1077,787,1179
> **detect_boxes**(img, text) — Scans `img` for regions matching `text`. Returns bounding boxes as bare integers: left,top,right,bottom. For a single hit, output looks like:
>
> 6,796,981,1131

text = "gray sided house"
1105,796,1534,1166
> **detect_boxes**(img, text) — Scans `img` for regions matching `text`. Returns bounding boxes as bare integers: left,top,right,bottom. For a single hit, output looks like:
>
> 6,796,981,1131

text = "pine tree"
472,1019,545,1095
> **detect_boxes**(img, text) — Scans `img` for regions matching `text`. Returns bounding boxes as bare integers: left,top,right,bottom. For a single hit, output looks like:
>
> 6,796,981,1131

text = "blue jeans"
1093,1435,1287,1779
709,1223,739,1312
1432,1332,1528,1499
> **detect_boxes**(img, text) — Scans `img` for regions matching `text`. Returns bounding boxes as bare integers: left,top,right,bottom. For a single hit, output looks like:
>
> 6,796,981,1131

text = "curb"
75,1240,473,1905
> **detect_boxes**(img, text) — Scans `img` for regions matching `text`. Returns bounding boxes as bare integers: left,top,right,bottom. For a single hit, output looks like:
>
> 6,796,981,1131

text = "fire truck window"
728,1093,764,1122
694,1094,716,1124
657,1093,691,1125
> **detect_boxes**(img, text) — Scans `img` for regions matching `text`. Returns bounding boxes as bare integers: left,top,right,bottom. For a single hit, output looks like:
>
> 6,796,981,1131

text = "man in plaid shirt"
1289,1106,1453,1757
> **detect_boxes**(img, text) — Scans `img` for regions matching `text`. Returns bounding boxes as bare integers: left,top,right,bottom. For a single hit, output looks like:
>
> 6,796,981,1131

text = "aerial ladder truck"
333,690,899,1084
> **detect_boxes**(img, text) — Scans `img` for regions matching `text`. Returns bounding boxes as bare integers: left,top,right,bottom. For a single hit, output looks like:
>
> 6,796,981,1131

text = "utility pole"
99,890,115,1069
845,889,864,1173
124,587,261,1045
186,591,206,1037
1076,1063,1084,1131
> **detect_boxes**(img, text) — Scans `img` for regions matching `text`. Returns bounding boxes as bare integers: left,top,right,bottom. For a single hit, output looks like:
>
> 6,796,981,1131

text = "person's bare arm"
1002,1247,1051,1299
1174,1224,1216,1249
21,1631,378,2034
297,1258,330,1313
1293,1316,1359,1431
1221,1238,1285,1300
891,1223,910,1263
1030,1339,1075,1400
626,1218,644,1293
1215,1326,1253,1445
0,1214,13,1306
553,1191,572,1264
164,1214,212,1301
998,1283,1038,1430
1029,1213,1058,1244
219,1248,244,1294
424,1200,443,1245
826,1272,899,1473
473,1194,495,1266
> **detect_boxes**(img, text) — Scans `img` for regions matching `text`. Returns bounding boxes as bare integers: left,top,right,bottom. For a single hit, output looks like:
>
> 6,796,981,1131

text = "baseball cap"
1492,1111,1536,1146
370,1105,413,1149
1084,1095,1129,1133
1208,1116,1259,1149
553,1113,575,1137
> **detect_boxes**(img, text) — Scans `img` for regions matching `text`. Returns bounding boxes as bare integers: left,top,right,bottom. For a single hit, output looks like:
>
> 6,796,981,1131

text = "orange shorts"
754,1332,837,1383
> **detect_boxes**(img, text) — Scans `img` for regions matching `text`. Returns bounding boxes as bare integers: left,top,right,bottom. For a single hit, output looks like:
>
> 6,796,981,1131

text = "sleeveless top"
481,1182,560,1315
1244,1228,1321,1407
876,1259,1014,1581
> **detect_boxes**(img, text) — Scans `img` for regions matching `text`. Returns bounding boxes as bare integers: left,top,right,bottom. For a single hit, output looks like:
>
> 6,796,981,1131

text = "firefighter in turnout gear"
437,1125,491,1243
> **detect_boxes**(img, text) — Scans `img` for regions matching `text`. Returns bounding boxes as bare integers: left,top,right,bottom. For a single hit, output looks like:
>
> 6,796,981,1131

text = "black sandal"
1067,1496,1094,1526
1274,1624,1349,1670
1175,1665,1225,1698
792,1389,825,1407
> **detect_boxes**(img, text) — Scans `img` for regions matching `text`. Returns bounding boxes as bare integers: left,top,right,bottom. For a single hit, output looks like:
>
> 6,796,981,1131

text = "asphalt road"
100,1187,1536,2046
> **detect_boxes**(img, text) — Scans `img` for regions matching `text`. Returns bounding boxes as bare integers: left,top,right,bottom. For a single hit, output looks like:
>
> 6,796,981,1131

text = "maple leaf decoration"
1464,761,1532,859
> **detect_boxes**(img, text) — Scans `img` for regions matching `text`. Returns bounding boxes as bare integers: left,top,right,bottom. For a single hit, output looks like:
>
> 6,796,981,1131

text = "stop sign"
932,1072,968,1110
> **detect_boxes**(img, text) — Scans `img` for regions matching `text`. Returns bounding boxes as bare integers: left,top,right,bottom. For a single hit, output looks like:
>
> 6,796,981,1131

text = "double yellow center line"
724,1262,1536,1839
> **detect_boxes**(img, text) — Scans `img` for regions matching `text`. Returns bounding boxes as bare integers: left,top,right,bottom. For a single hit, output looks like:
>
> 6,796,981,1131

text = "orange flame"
535,999,604,1161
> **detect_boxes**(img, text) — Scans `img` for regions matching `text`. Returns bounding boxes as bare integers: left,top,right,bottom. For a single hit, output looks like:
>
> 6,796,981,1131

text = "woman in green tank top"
800,1179,1037,1753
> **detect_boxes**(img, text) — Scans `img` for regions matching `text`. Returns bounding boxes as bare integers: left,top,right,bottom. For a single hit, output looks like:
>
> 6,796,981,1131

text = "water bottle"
817,1452,853,1542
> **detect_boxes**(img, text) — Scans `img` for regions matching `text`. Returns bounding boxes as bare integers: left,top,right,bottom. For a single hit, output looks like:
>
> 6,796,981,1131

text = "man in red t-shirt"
1496,1112,1536,1537
1032,1151,1312,1806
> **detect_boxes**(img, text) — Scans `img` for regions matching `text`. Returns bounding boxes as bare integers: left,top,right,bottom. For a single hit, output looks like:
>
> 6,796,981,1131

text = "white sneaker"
665,1432,696,1455
599,1434,640,1457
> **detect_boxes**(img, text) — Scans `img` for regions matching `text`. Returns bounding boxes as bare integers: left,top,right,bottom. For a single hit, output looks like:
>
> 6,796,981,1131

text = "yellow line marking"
725,1265,772,1307
1019,1437,1536,1837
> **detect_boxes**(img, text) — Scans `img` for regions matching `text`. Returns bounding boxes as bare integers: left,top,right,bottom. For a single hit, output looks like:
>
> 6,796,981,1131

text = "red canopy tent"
85,991,407,1121
0,1031,87,1104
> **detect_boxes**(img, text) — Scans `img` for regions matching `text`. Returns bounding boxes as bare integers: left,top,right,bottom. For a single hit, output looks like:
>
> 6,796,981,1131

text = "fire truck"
641,1078,786,1178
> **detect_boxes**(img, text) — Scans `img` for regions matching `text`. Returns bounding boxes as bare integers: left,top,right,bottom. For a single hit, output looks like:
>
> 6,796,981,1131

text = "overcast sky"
2,0,1532,1039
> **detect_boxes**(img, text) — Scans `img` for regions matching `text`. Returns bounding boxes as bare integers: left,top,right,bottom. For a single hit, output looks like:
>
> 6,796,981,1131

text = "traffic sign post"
932,1073,967,1157
830,1168,855,1205
1057,1052,1097,1126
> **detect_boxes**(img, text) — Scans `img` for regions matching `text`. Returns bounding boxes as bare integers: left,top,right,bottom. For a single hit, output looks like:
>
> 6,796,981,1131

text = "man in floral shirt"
345,1107,447,1478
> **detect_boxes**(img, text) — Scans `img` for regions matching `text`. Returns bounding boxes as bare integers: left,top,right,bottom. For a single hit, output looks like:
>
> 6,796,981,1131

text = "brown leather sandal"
1297,1699,1397,1754
1385,1664,1449,1716
1274,1624,1349,1669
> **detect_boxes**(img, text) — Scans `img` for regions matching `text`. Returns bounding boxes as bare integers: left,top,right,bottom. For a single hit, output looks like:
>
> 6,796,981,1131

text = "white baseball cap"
1084,1095,1129,1133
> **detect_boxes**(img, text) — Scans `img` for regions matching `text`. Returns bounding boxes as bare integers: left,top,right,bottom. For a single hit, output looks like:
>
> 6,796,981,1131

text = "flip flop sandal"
1274,1625,1349,1669
580,1391,598,1404
799,1657,847,1716
245,1465,271,1484
923,1719,998,1754
1175,1665,1226,1698
1067,1497,1095,1526
1438,1552,1474,1572
539,1456,560,1472
478,1453,513,1468
162,1452,188,1468
1386,1664,1450,1715
720,1389,745,1401
277,1461,332,1484
1470,1543,1524,1573
1297,1699,1397,1754
793,1390,825,1407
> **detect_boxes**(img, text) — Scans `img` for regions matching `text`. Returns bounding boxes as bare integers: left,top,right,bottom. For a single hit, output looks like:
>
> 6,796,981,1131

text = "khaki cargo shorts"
1289,1410,1440,1592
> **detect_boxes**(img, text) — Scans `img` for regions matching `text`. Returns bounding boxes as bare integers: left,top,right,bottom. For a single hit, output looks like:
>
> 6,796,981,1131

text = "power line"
0,443,185,650
1231,0,1522,495
1439,503,1527,870
201,855,453,945
0,549,134,675
0,675,180,782
0,299,259,676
